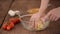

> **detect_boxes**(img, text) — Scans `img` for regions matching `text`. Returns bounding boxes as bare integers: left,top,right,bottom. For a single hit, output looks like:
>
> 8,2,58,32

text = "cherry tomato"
2,24,7,30
6,23,14,30
10,18,16,24
9,22,14,28
10,18,20,24
7,25,11,31
15,18,20,23
2,23,8,30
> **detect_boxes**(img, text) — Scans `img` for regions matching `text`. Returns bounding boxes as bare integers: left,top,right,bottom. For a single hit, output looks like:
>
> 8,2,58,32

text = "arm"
29,0,50,24
39,0,49,14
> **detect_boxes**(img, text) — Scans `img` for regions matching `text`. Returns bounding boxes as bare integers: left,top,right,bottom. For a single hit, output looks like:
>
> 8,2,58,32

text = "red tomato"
9,22,14,28
10,18,20,24
2,24,7,30
2,23,8,30
10,18,16,24
7,25,11,31
6,23,14,31
15,18,20,23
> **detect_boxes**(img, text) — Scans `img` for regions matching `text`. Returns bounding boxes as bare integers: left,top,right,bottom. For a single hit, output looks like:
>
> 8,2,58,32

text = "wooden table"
0,0,60,34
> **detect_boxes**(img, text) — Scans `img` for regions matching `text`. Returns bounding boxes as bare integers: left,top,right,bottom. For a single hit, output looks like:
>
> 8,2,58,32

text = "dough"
36,20,44,30
27,8,39,14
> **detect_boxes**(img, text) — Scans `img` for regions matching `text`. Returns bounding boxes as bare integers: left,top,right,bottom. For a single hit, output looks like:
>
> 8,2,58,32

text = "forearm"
39,0,49,13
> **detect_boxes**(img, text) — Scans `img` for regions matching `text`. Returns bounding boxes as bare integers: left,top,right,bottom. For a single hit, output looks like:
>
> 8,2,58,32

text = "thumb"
45,11,51,19
42,11,51,22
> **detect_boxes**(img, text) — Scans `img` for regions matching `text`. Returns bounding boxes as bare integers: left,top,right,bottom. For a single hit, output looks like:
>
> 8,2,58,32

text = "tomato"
10,18,16,24
2,24,7,30
15,18,20,23
7,25,11,31
9,22,14,28
6,23,14,30
2,20,15,30
2,23,8,30
10,18,20,24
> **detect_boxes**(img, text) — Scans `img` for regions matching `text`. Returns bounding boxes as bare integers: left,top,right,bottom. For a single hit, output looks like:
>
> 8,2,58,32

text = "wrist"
38,10,44,15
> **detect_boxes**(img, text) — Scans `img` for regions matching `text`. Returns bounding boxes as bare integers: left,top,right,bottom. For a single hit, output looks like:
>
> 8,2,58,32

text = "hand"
44,7,60,21
29,12,45,28
30,13,40,23
29,13,41,29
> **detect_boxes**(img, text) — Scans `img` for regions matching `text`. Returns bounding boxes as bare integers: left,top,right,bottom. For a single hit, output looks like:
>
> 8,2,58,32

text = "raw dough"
27,8,39,14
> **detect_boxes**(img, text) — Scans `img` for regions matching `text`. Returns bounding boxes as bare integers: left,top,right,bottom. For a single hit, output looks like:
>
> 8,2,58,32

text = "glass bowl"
20,15,50,31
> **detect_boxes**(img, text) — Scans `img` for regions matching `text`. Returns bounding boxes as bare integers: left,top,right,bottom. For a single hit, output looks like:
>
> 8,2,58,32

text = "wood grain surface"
0,0,14,28
0,0,60,34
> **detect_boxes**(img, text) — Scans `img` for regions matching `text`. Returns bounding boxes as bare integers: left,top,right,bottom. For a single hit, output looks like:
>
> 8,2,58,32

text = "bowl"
20,16,50,31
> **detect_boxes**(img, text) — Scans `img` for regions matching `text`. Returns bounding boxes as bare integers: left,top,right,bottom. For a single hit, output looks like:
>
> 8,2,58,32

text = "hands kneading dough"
26,8,49,31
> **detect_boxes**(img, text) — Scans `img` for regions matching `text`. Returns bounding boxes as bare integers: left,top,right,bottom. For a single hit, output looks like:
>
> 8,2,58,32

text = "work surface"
0,0,60,34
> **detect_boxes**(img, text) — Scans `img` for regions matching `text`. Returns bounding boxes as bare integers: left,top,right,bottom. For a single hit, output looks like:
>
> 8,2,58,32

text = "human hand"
29,12,45,28
30,13,40,22
44,7,60,21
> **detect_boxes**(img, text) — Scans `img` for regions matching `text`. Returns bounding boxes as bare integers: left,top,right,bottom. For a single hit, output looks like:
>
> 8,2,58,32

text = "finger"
50,14,54,21
43,12,52,21
34,20,39,29
34,21,36,28
55,17,59,21
29,18,35,27
52,16,56,21
28,21,33,28
45,11,52,18
30,17,34,21
51,14,56,21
